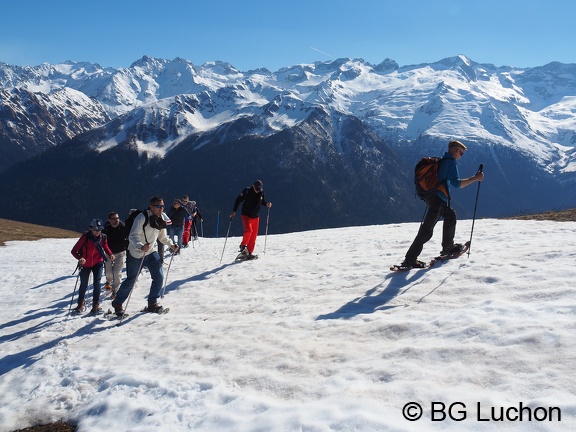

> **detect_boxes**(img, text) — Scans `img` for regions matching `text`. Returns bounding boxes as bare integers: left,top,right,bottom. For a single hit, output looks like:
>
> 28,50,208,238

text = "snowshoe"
143,303,170,315
390,259,428,272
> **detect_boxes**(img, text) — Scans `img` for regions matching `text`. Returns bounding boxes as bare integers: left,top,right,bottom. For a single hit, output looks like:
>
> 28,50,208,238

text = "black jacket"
102,221,128,253
233,187,268,218
167,206,188,227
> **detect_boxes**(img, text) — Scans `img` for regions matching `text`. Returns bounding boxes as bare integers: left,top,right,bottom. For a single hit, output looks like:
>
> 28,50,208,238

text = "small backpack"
124,209,166,243
414,157,450,201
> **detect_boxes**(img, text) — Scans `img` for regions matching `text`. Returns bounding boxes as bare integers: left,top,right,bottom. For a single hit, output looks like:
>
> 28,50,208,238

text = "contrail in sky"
310,47,334,59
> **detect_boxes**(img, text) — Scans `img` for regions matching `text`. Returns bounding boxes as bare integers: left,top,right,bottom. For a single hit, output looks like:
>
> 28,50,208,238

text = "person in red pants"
181,195,194,247
229,180,272,260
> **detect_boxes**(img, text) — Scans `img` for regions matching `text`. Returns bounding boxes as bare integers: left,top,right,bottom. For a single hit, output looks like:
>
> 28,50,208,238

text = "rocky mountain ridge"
1,55,575,232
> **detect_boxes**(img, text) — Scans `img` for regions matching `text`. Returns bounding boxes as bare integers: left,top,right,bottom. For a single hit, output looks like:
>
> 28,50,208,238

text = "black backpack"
124,210,149,235
124,210,166,244
414,157,450,201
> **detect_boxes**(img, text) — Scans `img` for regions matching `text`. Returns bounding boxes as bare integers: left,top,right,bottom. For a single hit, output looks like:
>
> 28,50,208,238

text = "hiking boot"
74,301,85,313
440,243,464,256
112,302,124,317
90,304,103,315
104,283,112,291
400,259,426,269
146,303,164,313
239,245,249,255
245,253,258,260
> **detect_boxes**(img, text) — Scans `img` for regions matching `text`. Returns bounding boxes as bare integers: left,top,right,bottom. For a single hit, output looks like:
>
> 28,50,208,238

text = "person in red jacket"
71,218,115,314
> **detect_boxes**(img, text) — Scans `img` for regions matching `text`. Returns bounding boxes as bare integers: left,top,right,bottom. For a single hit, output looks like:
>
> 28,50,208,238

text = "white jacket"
128,210,174,259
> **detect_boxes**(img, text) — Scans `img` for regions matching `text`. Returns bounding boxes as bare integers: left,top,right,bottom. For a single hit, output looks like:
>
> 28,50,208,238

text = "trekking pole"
67,264,82,316
263,207,270,255
161,252,175,298
467,163,484,258
219,218,233,264
120,254,146,323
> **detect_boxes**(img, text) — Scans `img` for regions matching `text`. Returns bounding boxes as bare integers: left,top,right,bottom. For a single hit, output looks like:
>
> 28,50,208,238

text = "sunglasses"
153,204,165,209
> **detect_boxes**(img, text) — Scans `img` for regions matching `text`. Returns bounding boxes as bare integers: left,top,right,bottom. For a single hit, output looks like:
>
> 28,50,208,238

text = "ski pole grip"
478,163,484,173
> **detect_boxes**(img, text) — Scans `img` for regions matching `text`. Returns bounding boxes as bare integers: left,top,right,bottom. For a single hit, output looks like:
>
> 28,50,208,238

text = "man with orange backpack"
400,140,484,269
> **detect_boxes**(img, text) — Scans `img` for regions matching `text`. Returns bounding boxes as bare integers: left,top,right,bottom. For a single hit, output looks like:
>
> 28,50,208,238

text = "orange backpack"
414,157,449,200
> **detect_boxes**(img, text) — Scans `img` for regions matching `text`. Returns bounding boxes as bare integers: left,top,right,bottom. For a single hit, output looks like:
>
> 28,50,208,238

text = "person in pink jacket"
71,218,115,314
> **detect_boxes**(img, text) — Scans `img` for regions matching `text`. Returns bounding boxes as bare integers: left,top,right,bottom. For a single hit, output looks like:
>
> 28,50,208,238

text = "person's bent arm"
459,171,484,188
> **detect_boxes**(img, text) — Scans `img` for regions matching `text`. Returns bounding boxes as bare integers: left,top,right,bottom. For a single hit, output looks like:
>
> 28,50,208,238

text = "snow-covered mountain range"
1,55,575,232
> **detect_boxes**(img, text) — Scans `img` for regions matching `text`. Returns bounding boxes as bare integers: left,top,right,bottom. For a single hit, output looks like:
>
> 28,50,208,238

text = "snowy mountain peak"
1,55,576,219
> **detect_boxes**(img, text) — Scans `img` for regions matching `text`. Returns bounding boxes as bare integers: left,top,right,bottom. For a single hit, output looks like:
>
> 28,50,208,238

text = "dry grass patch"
504,208,576,222
0,218,79,247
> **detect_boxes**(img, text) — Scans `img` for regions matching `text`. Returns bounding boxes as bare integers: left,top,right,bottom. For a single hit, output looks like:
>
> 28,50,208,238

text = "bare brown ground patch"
0,218,80,247
11,421,75,432
503,208,576,222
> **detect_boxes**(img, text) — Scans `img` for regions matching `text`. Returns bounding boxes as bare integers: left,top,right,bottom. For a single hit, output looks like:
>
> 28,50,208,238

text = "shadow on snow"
316,261,456,320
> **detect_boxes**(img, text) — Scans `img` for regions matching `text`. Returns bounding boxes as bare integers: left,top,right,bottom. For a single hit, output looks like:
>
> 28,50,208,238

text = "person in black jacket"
190,201,203,240
229,180,272,260
167,199,188,253
102,211,127,297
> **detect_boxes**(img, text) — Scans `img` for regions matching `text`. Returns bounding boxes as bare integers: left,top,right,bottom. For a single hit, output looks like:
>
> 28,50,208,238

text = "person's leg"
145,252,164,307
77,267,91,309
113,252,142,307
183,220,191,246
112,251,126,294
192,220,198,239
91,262,103,308
104,259,113,287
441,206,457,251
404,197,445,263
246,217,260,254
174,225,184,250
240,215,254,251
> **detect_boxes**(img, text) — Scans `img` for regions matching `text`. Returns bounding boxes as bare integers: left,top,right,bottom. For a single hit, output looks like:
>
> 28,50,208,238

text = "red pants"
182,220,192,245
241,215,259,253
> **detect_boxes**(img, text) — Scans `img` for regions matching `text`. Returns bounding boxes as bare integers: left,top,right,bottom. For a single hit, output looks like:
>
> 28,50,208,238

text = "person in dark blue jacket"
402,140,484,268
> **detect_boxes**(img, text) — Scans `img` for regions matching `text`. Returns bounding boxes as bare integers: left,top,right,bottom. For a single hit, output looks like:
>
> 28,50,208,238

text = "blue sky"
1,0,574,71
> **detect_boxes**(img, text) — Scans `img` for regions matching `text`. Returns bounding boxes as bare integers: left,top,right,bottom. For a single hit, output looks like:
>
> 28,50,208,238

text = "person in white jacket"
112,196,178,316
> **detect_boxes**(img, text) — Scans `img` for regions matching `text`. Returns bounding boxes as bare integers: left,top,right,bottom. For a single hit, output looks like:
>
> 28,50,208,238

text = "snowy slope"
1,219,575,431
